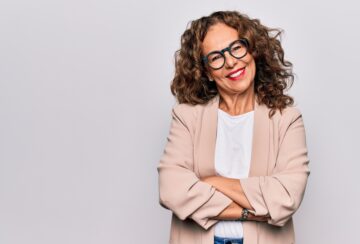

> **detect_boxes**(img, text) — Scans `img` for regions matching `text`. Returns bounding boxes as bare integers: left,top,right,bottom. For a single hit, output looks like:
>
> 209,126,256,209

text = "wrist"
238,208,249,221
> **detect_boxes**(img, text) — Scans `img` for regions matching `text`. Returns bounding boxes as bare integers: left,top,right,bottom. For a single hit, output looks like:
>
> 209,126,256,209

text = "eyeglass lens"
207,40,247,69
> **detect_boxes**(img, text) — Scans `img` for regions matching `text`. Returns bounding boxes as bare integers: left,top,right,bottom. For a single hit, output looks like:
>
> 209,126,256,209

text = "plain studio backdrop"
0,0,359,243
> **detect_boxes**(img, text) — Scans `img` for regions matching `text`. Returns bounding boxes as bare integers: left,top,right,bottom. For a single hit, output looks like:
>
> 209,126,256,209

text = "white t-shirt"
214,108,254,238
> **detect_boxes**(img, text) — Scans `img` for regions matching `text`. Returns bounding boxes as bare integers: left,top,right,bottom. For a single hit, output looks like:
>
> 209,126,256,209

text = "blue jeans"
214,235,243,244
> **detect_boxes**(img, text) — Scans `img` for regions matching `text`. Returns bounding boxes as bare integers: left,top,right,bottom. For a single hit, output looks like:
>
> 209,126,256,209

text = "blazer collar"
196,94,270,178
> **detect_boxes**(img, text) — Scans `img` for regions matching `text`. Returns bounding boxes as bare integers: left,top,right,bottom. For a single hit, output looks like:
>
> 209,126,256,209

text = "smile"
226,67,246,81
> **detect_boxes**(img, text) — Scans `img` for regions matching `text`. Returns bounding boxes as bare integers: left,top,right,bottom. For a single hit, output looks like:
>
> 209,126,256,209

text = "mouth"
226,67,246,81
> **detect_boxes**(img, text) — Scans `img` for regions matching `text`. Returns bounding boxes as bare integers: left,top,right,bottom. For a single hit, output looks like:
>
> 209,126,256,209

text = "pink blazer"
157,94,310,244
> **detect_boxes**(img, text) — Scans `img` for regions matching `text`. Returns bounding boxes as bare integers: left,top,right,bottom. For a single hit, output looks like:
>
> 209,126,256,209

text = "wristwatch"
238,208,249,221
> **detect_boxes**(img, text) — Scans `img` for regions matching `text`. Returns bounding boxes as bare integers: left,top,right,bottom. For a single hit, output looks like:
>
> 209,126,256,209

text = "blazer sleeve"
157,105,232,230
240,108,310,227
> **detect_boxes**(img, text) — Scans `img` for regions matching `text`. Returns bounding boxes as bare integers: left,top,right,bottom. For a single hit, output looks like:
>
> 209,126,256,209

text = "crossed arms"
201,175,269,222
157,106,310,230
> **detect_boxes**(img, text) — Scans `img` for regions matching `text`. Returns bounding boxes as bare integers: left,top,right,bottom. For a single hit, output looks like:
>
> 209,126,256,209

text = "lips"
226,67,246,81
226,67,246,78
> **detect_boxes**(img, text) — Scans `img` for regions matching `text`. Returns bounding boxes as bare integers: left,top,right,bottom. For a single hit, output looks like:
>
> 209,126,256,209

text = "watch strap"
239,208,249,221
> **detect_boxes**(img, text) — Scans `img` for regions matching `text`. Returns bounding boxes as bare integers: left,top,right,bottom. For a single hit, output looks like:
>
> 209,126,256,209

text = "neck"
218,88,255,116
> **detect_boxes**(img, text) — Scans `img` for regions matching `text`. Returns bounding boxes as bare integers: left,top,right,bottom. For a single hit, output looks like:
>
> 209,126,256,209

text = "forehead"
202,23,239,54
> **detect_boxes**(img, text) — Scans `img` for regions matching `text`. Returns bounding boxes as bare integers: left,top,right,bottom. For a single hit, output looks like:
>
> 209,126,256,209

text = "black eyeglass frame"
201,38,249,70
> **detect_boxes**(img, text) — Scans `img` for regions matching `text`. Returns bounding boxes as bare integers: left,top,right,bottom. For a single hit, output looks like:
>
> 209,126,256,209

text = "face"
201,22,256,98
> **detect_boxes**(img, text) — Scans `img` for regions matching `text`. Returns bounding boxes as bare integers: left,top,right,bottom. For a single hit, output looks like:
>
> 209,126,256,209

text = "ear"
206,71,214,82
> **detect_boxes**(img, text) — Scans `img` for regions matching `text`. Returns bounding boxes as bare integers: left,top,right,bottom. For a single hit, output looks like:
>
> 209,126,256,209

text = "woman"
157,10,310,244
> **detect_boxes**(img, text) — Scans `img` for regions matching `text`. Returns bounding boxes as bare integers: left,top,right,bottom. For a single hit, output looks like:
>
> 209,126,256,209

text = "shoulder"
172,102,198,119
266,104,304,130
272,106,307,144
172,102,197,116
257,98,303,119
278,105,302,122
171,102,203,134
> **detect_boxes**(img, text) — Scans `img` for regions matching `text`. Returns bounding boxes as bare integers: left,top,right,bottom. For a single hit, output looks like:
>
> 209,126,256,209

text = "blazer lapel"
248,97,270,177
195,94,270,178
195,95,219,178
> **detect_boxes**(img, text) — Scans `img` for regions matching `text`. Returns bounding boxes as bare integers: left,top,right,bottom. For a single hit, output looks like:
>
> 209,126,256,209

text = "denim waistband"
214,235,243,244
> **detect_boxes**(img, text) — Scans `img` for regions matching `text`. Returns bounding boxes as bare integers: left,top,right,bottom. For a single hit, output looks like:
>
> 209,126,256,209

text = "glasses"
202,38,249,70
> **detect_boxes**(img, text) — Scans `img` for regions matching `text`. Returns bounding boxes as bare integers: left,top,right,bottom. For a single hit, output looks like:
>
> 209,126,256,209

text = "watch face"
242,208,249,220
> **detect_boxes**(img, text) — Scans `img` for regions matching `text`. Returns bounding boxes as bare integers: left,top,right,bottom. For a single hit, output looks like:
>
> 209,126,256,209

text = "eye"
232,45,242,51
210,55,222,62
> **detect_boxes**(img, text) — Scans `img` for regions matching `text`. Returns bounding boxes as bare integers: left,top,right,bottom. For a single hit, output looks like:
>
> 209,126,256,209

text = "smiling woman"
200,22,257,115
170,10,295,117
157,10,310,244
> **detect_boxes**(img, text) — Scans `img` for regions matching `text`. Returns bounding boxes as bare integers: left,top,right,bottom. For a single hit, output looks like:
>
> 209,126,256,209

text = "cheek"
211,70,223,79
247,59,256,75
251,61,256,73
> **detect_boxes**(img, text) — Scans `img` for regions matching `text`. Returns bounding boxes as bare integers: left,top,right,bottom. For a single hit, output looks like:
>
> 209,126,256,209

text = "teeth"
229,69,244,78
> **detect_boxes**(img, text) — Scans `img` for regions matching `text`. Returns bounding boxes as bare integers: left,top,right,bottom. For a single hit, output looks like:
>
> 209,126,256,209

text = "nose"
224,50,237,68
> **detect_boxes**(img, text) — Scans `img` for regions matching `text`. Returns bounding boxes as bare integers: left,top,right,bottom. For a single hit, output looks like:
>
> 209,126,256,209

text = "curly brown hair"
170,10,295,117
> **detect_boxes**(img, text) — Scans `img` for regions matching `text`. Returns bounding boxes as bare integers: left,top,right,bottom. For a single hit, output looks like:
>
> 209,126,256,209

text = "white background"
1,0,359,243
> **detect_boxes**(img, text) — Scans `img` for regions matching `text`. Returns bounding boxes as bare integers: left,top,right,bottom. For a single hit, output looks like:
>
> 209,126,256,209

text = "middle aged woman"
157,10,310,244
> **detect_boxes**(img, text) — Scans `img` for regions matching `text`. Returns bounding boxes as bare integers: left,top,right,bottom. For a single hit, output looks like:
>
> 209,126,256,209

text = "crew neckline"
218,108,254,119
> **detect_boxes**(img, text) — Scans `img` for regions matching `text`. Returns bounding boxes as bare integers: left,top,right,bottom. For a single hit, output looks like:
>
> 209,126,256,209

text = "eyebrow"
206,39,239,55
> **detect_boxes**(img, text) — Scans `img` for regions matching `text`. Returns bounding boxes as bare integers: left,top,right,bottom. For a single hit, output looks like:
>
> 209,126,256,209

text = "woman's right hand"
247,212,270,222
